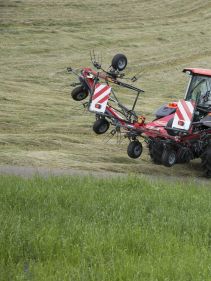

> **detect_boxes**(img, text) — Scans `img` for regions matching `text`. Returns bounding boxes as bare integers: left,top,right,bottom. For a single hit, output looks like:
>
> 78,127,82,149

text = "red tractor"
125,68,211,177
68,55,211,178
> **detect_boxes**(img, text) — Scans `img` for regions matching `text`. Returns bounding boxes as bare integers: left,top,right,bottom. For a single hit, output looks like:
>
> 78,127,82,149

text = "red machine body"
68,56,211,177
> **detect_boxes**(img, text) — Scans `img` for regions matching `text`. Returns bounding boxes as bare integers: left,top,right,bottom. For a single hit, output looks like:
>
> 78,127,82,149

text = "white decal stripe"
172,114,179,128
186,101,194,113
172,100,194,131
92,88,111,104
94,84,106,94
173,113,190,130
178,101,190,122
172,114,185,130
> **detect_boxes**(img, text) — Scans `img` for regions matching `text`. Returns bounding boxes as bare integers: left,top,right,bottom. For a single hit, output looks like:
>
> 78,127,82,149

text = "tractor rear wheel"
148,142,163,164
201,143,211,178
161,149,177,167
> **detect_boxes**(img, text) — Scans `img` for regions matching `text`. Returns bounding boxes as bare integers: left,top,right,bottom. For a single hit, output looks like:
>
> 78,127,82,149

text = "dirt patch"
0,165,123,178
0,165,210,186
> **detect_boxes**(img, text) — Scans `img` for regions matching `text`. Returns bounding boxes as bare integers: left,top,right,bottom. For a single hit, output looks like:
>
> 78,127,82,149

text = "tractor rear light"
178,120,185,126
168,102,177,108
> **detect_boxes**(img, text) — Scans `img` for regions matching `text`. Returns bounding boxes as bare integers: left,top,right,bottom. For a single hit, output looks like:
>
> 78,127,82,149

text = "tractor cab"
155,68,211,120
184,68,211,108
168,68,211,132
162,68,211,134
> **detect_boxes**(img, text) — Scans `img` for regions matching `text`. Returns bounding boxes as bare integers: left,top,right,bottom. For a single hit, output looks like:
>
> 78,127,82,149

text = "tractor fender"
200,115,211,128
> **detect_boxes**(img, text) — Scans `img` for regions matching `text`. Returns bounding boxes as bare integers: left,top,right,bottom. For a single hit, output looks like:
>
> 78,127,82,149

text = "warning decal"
172,99,195,131
89,83,111,113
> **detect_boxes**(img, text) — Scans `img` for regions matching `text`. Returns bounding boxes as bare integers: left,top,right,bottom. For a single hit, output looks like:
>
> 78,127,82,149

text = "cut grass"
1,1,211,177
0,175,211,280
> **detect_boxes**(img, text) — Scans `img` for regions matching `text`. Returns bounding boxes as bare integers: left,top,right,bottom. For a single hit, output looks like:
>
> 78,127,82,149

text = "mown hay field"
1,0,211,177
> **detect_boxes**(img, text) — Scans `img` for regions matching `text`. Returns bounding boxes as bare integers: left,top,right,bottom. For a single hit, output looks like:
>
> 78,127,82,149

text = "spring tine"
90,50,92,63
115,129,127,146
119,134,127,145
82,104,90,114
93,49,96,62
117,130,123,144
102,134,111,144
80,101,90,114
92,50,94,64
116,131,119,144
91,50,95,64
102,129,117,144
69,101,88,112
69,104,79,111
70,103,84,111
131,71,143,82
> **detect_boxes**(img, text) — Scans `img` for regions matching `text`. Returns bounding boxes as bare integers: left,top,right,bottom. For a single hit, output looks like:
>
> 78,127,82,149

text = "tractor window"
186,75,211,106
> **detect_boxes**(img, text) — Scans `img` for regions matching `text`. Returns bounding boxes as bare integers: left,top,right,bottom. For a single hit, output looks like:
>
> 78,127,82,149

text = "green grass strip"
0,175,211,281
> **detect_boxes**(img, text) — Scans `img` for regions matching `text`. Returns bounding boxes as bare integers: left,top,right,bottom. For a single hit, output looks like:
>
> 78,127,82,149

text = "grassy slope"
1,1,211,177
0,175,211,281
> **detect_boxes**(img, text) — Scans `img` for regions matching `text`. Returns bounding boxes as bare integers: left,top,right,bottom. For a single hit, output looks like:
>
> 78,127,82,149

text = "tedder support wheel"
127,141,143,159
161,149,177,167
93,119,110,135
71,86,89,101
111,54,127,71
201,143,211,178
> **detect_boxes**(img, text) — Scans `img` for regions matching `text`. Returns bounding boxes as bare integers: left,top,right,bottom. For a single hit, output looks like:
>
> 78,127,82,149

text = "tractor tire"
127,141,143,159
71,86,89,101
201,143,211,178
111,54,127,71
161,149,177,167
93,119,110,135
148,142,163,164
176,148,191,164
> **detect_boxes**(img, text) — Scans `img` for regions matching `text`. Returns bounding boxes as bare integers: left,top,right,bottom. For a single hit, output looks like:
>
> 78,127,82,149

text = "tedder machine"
67,53,211,177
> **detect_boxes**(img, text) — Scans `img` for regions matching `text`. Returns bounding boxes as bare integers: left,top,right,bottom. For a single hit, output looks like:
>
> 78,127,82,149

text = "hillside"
1,0,211,177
